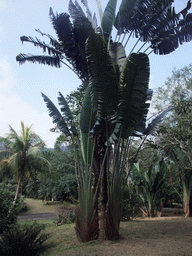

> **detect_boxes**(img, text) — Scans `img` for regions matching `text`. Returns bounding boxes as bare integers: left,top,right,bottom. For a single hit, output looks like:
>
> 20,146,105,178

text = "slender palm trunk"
183,188,191,217
189,193,192,217
99,161,108,240
182,173,192,217
14,155,26,204
14,173,23,203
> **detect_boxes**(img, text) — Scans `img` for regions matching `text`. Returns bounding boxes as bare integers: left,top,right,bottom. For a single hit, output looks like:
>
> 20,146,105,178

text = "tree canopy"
0,122,50,202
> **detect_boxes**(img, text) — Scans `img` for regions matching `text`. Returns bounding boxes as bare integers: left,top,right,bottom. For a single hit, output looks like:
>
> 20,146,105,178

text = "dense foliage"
0,186,22,234
152,64,192,217
0,222,49,256
0,122,50,202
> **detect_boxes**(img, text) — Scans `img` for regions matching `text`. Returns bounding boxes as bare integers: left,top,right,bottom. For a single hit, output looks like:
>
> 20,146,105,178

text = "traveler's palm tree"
16,0,192,241
0,122,50,203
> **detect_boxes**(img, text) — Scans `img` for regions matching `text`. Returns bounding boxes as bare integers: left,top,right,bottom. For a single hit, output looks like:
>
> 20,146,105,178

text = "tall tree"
153,64,192,217
0,122,50,203
16,0,192,240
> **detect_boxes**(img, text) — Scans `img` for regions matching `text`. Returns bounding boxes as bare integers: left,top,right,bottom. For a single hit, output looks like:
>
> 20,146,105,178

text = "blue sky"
0,0,192,148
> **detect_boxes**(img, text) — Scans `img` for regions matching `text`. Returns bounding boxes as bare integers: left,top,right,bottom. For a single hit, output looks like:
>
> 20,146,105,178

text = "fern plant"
0,222,50,256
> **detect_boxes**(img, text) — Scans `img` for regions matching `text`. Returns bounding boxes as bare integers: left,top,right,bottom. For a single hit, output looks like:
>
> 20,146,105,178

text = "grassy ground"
20,199,192,256
24,198,63,214
20,217,192,256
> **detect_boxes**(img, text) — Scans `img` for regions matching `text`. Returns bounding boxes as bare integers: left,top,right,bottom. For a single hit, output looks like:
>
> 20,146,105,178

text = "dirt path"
18,208,183,221
19,212,56,220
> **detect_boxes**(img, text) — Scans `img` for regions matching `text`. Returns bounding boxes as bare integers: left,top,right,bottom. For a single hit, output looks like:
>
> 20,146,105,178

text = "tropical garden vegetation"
0,123,51,255
0,122,50,203
151,64,192,217
14,0,192,242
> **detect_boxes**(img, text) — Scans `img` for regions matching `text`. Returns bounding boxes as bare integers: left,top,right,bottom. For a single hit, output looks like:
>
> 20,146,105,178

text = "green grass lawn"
24,198,64,214
19,217,192,256
20,199,192,256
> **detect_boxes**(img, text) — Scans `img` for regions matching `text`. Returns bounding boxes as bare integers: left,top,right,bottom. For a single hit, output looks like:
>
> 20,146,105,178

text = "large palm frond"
115,0,192,55
41,93,71,137
50,4,94,86
144,106,174,135
81,0,98,30
109,42,127,81
80,85,96,133
101,0,117,43
20,36,62,56
16,54,61,68
68,0,86,20
58,92,78,136
85,33,119,118
113,52,150,139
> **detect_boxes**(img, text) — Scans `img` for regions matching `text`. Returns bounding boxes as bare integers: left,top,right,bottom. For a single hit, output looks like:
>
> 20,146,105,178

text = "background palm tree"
0,122,50,203
16,0,192,241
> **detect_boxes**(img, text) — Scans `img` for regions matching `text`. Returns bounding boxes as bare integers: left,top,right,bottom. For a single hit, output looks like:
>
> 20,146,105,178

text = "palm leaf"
115,0,192,55
58,92,78,136
114,52,150,139
144,106,174,135
101,0,117,43
72,16,95,83
151,12,192,54
115,0,149,35
80,85,96,133
79,86,95,165
35,28,62,51
68,0,86,20
41,93,71,137
109,42,127,80
81,0,98,30
85,33,119,118
16,54,61,67
50,9,93,85
134,88,153,134
19,36,62,57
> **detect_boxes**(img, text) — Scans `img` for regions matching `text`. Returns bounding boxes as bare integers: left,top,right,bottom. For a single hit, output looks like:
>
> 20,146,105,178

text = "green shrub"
54,204,76,225
0,188,21,234
0,222,50,256
121,185,141,221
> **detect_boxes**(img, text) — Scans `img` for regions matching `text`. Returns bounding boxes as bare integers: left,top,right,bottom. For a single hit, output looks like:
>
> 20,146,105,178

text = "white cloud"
0,93,59,148
0,57,15,91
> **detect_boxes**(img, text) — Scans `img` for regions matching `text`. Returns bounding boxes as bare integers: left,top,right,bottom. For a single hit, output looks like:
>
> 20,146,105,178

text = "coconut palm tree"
16,0,192,241
0,122,50,203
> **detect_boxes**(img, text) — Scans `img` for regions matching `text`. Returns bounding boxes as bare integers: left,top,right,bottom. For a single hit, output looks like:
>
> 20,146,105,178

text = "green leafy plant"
0,222,50,256
0,186,25,234
54,204,76,225
131,159,168,217
0,122,51,203
121,184,141,221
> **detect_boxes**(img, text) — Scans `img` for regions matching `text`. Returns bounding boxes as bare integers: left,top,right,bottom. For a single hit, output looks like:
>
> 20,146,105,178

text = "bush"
0,222,50,256
0,188,22,234
54,204,76,225
121,185,141,221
